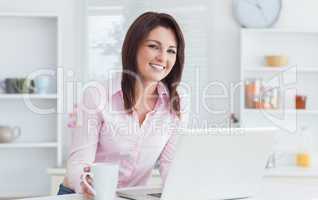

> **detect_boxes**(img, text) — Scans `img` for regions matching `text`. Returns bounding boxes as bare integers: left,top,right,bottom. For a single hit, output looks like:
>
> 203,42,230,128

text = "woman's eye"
148,44,159,49
167,49,176,54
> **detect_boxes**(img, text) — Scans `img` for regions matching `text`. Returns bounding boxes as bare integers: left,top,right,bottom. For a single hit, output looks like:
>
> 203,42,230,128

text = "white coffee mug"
83,163,119,200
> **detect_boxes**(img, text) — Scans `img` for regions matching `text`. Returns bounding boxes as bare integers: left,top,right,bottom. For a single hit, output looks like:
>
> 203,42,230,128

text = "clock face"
233,0,282,28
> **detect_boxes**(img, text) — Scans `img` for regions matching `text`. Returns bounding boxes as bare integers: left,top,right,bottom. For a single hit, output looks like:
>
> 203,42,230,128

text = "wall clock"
233,0,282,28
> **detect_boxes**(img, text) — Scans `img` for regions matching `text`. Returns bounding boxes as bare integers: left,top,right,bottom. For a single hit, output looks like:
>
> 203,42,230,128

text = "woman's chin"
143,73,167,82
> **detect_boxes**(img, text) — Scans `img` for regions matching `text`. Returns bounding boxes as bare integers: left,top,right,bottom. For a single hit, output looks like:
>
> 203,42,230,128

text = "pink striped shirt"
65,76,188,193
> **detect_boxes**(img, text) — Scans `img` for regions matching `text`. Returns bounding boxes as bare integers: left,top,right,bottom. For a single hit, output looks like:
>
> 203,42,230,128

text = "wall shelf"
0,142,58,148
0,12,63,196
240,28,318,169
244,109,318,115
241,28,318,34
244,67,318,73
265,166,318,178
0,12,59,18
0,94,58,99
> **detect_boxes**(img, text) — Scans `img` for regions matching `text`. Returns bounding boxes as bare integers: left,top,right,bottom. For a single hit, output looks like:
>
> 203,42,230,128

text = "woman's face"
136,26,177,84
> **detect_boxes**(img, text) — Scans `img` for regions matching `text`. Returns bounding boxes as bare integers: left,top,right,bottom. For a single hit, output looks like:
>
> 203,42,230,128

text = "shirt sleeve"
65,87,104,193
159,94,190,183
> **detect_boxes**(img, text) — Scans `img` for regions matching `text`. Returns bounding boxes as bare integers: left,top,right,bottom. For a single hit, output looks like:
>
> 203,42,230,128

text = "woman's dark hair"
121,11,185,118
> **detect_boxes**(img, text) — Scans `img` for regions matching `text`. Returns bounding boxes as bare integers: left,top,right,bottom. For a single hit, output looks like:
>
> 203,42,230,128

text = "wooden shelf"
0,142,58,148
0,94,58,99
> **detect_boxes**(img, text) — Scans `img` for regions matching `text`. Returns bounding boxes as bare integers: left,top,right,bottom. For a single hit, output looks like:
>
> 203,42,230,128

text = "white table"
20,178,318,200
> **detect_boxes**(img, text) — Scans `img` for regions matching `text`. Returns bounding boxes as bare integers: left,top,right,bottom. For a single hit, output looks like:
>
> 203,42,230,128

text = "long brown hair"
121,11,185,118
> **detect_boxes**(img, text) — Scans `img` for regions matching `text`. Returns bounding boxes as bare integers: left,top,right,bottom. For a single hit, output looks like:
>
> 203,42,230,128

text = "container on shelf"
296,126,312,168
245,79,279,109
269,88,279,109
265,55,288,67
295,95,307,109
245,79,262,108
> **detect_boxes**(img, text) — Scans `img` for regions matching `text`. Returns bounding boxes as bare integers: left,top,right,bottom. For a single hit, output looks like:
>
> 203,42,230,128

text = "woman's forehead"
143,26,177,46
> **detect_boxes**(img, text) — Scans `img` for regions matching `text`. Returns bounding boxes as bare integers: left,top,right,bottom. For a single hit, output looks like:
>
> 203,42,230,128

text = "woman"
58,11,188,199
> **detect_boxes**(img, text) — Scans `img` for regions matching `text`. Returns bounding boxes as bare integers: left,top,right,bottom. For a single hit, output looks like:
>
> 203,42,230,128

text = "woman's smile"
149,63,166,71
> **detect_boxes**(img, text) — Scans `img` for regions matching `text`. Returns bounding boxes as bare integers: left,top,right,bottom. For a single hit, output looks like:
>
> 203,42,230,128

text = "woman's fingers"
81,174,92,184
86,175,93,185
83,187,94,200
80,166,95,199
80,181,94,199
84,193,94,200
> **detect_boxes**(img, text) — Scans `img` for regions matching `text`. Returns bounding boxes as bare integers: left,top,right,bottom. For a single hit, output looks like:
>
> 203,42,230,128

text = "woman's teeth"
150,64,165,71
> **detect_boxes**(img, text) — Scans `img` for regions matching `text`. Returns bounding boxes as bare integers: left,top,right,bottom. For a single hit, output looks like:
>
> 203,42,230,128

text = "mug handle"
12,126,21,140
82,171,97,196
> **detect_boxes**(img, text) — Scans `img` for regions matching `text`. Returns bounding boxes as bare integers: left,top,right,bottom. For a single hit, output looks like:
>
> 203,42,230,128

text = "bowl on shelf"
0,126,21,143
265,55,288,67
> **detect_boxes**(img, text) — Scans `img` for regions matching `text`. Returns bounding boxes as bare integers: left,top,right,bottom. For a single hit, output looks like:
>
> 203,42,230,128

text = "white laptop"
117,127,276,200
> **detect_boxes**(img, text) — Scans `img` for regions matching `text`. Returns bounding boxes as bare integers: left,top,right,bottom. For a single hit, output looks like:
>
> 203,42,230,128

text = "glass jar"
295,95,307,109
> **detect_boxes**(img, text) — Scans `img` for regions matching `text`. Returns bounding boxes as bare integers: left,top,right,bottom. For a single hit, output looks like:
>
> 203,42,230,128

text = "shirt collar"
156,81,169,98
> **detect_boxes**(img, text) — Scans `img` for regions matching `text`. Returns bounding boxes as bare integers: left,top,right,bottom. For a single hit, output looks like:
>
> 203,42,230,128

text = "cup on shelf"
3,78,35,94
34,76,52,94
3,78,18,93
18,78,35,93
295,95,307,109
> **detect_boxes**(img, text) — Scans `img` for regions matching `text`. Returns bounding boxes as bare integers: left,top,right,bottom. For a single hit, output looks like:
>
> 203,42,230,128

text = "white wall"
206,0,241,126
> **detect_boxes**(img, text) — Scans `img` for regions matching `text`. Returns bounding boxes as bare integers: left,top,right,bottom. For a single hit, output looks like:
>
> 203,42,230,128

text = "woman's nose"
156,50,167,62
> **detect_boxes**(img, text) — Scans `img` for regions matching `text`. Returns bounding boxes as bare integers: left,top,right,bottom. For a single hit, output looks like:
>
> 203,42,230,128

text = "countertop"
20,178,318,200
47,166,318,177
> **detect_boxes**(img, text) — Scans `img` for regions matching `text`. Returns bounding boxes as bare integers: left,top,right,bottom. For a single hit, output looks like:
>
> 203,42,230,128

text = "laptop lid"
161,127,276,200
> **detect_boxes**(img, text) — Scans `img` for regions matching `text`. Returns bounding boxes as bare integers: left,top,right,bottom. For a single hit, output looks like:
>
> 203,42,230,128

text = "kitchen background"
0,0,318,198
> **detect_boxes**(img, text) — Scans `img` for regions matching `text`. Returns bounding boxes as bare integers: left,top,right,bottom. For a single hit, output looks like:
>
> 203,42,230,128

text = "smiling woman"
60,11,188,200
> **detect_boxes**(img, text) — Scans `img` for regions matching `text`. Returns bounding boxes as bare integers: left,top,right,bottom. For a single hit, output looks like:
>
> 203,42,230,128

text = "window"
86,6,125,80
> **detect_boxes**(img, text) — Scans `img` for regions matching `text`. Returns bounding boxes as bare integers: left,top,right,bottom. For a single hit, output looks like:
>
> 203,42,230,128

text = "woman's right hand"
80,166,95,200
